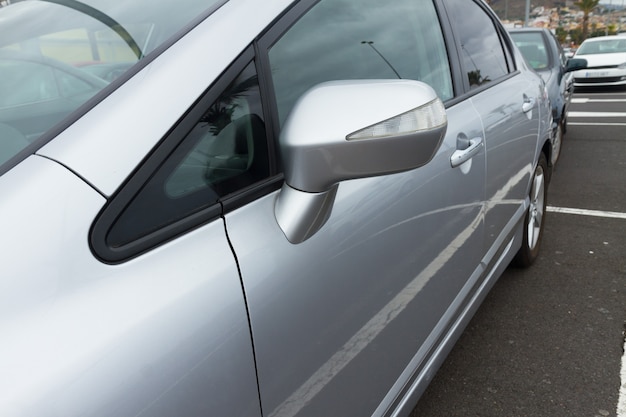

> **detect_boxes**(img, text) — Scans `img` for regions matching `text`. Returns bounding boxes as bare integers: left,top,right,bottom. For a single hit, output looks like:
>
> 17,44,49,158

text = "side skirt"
377,204,527,417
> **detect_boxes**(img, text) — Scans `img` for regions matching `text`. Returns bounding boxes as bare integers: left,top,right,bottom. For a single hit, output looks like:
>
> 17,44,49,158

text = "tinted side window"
268,0,452,126
446,0,510,89
105,60,269,250
510,32,549,70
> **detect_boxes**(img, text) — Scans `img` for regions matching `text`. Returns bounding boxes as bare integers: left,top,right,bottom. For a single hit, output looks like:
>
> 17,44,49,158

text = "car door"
82,54,272,417
0,158,261,416
224,0,486,415
443,0,541,260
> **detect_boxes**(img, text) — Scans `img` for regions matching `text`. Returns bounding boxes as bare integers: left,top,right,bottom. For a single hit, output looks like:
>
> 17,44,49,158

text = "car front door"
224,0,487,415
85,53,272,417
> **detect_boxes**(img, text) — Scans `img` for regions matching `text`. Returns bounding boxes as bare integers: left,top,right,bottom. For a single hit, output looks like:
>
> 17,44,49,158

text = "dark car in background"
509,27,573,165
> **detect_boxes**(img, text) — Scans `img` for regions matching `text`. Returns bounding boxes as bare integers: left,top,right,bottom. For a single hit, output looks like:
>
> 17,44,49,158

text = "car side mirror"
565,58,587,73
275,79,448,243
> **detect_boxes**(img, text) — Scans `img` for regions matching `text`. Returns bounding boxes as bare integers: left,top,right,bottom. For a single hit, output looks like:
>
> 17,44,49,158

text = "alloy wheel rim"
527,165,545,250
552,124,562,165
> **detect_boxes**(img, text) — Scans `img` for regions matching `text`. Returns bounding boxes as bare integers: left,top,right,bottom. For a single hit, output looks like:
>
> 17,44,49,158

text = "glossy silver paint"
1,0,283,414
275,80,446,243
0,157,260,416
227,96,490,416
0,0,553,416
275,182,339,243
471,66,544,255
280,80,446,193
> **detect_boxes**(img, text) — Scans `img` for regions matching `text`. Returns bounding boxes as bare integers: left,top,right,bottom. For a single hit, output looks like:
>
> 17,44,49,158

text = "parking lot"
411,89,626,417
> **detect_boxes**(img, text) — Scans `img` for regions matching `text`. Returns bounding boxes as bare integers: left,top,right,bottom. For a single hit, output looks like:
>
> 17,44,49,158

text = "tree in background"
555,26,568,44
574,0,600,40
569,28,584,46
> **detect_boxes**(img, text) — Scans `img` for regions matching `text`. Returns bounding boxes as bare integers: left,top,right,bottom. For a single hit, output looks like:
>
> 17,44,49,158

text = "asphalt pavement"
411,89,626,417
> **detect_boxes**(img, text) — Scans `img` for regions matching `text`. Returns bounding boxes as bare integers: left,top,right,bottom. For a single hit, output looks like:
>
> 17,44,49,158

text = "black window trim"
438,0,520,98
90,46,281,264
495,13,516,73
433,0,469,107
91,0,515,263
255,0,320,147
258,0,466,127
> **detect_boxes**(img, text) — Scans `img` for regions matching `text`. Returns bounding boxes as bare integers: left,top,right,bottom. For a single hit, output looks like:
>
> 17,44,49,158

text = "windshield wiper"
14,0,144,59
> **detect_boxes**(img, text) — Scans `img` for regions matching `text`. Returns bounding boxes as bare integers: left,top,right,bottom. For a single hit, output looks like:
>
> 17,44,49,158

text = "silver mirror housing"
276,79,448,243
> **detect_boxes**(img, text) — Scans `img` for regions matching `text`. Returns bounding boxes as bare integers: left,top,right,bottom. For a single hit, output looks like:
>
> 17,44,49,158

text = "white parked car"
571,35,626,89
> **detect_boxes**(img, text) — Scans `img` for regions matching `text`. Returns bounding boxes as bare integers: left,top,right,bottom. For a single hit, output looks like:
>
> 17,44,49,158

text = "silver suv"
0,0,555,416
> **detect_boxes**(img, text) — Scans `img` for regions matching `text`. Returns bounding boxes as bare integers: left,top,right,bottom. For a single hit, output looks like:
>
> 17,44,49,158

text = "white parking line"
565,94,626,416
568,122,626,127
571,98,626,104
549,205,626,417
567,107,626,126
547,206,626,220
617,341,626,417
568,112,626,118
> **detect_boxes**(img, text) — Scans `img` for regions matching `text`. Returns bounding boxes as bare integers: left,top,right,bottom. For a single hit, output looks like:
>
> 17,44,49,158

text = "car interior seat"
204,113,269,195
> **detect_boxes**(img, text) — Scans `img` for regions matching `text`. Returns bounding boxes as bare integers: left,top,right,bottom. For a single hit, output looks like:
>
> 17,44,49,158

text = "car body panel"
0,157,261,416
226,97,487,417
0,0,553,415
471,69,543,254
509,28,572,134
572,54,626,86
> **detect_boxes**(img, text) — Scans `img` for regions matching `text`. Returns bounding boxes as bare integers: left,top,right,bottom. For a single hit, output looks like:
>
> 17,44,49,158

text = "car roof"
581,35,626,43
508,27,551,33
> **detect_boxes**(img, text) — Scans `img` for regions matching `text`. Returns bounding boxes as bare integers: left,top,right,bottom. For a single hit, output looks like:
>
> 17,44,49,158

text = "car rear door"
442,0,542,261
224,0,486,415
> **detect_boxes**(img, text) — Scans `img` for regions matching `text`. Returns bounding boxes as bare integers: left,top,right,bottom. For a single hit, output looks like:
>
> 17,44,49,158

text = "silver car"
1,0,553,416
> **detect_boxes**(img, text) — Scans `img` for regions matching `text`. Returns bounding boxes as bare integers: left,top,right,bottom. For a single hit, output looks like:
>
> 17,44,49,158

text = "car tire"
513,153,548,268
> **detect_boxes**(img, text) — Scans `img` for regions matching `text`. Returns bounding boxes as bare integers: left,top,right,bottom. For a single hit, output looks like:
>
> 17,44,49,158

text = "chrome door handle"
450,137,483,168
522,95,535,113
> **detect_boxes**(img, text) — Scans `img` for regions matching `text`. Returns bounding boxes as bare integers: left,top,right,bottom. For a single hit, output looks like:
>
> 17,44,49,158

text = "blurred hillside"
488,0,566,20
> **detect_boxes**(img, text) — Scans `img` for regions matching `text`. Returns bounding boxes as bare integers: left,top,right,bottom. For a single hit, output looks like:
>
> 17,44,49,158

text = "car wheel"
551,121,563,166
513,153,548,267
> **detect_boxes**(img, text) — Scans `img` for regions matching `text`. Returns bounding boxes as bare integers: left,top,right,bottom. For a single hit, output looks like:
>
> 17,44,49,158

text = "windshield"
577,38,626,55
0,0,225,170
